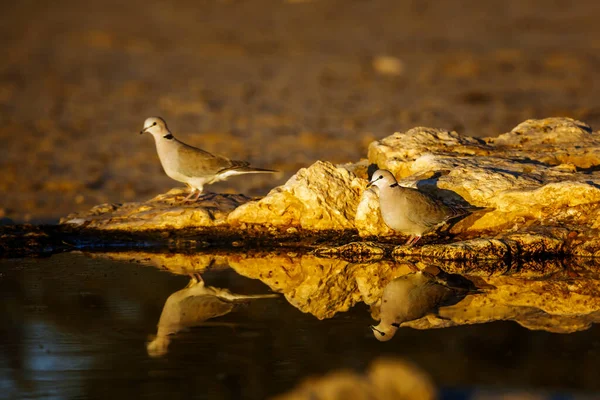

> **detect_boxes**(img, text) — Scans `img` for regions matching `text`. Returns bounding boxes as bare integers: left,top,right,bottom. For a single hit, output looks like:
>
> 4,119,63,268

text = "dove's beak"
140,127,148,135
367,177,380,188
370,325,385,336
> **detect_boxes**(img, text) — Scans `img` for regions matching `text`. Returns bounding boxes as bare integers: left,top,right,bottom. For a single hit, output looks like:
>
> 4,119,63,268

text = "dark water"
1,253,599,399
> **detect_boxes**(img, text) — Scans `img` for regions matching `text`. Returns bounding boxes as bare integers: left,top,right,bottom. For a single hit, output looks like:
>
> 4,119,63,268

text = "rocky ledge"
60,117,600,259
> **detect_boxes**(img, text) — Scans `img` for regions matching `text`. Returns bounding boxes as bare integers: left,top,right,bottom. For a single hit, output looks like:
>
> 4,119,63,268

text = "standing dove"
367,169,462,246
141,117,276,201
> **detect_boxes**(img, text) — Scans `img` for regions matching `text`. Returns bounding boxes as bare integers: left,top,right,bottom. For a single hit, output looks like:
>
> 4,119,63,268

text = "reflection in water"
147,273,278,357
2,253,600,398
370,271,469,341
273,358,435,400
92,250,600,334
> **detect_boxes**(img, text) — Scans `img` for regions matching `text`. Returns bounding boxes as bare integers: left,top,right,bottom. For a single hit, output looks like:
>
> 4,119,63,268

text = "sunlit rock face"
62,117,600,258
61,189,251,230
227,160,365,230
357,117,600,239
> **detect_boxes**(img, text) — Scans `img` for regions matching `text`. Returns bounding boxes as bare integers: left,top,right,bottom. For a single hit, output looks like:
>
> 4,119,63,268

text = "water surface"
1,253,599,399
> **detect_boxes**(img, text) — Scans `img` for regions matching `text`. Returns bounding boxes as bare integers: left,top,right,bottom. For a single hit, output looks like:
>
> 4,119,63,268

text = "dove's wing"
176,141,249,178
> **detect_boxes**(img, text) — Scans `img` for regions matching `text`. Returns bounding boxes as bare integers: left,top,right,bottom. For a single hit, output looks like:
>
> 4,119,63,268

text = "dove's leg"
185,273,204,288
193,273,204,285
184,188,206,203
184,189,199,202
192,190,204,201
406,235,422,246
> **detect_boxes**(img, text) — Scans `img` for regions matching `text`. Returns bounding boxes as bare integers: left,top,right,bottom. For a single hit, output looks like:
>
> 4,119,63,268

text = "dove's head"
370,322,399,342
146,334,170,358
367,169,397,190
140,117,170,138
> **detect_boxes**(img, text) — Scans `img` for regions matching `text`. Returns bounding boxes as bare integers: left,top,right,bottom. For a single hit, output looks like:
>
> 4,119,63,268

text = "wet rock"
392,231,566,260
313,241,389,262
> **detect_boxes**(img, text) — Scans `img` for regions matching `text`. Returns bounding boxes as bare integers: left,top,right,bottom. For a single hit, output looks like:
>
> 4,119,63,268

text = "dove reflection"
371,271,477,342
147,273,279,357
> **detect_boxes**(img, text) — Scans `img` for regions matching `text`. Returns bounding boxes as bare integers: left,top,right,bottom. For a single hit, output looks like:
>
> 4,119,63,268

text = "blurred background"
2,0,600,223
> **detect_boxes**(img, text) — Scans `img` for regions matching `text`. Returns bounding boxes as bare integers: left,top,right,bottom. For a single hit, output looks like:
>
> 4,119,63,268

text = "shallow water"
1,253,600,399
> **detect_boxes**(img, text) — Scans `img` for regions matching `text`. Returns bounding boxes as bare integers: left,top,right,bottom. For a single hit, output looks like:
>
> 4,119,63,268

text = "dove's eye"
379,175,383,179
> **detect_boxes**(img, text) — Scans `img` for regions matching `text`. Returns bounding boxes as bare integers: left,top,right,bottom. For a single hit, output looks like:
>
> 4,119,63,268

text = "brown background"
3,0,600,223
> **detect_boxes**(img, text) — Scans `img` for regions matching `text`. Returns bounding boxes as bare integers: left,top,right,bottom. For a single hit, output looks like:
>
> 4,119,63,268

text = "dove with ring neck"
140,117,276,201
367,169,457,246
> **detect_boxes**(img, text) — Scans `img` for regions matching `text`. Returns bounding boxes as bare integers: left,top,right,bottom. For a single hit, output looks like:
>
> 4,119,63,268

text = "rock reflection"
272,358,435,400
86,251,600,334
370,271,477,341
147,273,278,357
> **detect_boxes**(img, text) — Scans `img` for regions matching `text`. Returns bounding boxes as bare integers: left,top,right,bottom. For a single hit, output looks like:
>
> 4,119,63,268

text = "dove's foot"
405,235,422,247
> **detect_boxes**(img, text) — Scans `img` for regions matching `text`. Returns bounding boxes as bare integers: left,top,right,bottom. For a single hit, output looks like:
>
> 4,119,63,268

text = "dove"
146,273,278,357
140,117,276,201
370,271,456,342
367,169,464,246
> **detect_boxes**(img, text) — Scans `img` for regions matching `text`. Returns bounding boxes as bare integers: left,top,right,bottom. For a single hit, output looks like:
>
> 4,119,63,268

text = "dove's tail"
235,166,278,174
218,293,280,302
448,204,494,218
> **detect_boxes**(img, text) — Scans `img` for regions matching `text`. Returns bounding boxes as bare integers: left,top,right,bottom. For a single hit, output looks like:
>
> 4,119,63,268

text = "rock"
391,232,566,261
228,161,365,230
491,117,600,168
367,127,491,178
59,117,600,259
60,189,252,230
356,118,600,247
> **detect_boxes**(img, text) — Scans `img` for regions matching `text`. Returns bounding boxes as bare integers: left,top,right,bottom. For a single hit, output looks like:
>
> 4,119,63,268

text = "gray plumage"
368,169,462,246
370,271,455,342
146,274,278,357
141,117,276,201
